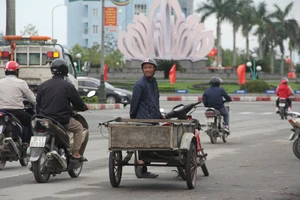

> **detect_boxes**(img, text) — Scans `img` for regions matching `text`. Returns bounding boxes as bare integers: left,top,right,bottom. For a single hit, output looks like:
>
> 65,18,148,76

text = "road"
0,101,300,200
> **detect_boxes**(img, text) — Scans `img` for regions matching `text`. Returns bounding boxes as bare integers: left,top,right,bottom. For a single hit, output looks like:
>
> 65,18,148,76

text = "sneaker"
288,107,292,112
224,126,230,135
275,107,279,113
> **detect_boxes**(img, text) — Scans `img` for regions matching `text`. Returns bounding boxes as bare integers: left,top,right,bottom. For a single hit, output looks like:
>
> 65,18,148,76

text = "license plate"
289,132,295,140
207,118,214,123
279,103,286,107
30,136,46,147
0,125,3,133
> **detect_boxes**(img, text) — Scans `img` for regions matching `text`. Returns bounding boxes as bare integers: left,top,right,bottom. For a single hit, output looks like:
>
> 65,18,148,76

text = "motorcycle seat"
32,114,67,132
206,108,221,116
0,110,23,125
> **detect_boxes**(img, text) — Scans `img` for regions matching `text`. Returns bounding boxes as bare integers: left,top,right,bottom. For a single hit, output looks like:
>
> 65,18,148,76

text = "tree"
196,0,231,66
6,0,15,35
157,60,183,79
105,50,125,69
20,24,39,36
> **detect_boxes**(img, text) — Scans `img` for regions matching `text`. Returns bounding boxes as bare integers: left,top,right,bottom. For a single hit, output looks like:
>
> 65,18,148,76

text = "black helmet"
209,76,223,87
50,58,68,76
141,58,157,69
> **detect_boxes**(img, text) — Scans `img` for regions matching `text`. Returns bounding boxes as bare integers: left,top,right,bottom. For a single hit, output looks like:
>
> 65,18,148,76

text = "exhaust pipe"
3,137,20,158
50,151,67,170
46,152,54,161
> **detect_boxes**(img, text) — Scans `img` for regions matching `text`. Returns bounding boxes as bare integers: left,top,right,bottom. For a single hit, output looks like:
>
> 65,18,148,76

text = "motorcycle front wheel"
0,152,6,170
68,163,83,178
32,151,50,183
293,138,300,159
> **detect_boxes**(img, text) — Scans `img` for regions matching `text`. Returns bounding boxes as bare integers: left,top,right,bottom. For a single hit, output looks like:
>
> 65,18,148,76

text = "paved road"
0,102,300,200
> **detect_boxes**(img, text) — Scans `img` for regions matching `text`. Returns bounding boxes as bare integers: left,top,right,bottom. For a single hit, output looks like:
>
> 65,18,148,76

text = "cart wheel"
185,142,197,189
176,167,186,180
109,151,122,187
201,163,209,176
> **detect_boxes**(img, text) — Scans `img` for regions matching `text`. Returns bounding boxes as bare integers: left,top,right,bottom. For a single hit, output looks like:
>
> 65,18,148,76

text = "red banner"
169,64,176,84
237,64,246,85
207,48,217,57
104,7,117,26
104,64,108,81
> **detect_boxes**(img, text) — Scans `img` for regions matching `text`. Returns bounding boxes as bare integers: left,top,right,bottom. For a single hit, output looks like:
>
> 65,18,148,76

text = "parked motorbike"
287,111,300,159
29,111,89,183
164,101,209,179
0,100,34,170
204,102,230,144
278,98,288,120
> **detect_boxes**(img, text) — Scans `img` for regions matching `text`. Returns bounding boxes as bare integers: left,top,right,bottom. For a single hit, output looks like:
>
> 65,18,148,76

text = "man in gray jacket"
0,61,36,143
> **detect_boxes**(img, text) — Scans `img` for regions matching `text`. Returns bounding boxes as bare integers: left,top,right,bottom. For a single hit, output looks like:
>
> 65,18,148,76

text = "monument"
117,0,214,73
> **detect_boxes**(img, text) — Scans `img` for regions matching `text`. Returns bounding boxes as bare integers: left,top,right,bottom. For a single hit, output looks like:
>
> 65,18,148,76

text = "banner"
169,64,176,84
207,48,217,57
104,7,117,26
237,64,246,85
104,64,108,81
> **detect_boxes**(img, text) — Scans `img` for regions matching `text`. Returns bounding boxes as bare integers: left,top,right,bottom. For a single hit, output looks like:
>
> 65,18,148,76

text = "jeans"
217,107,229,126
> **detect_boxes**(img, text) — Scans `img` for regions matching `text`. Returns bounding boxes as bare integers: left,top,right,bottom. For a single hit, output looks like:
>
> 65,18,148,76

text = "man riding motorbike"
275,77,294,113
36,58,88,162
0,61,36,143
202,77,232,134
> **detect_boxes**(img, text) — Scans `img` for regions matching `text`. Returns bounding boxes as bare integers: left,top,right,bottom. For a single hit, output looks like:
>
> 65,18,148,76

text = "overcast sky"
0,0,299,62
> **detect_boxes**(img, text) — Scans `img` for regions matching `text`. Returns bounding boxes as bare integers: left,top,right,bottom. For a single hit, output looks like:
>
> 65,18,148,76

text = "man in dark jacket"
36,58,88,162
202,77,232,134
130,57,162,178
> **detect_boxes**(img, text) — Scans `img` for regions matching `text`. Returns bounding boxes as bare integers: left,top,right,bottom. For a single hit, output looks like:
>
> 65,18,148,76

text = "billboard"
111,0,130,6
104,7,117,26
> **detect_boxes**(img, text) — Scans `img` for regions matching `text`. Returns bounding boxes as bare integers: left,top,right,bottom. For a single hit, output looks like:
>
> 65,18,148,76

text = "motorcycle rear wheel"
280,109,284,120
0,153,6,170
201,163,209,176
293,138,300,159
208,130,217,144
32,151,51,183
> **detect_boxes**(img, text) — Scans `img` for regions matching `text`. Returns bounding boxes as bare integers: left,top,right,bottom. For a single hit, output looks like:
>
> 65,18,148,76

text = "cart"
101,117,209,189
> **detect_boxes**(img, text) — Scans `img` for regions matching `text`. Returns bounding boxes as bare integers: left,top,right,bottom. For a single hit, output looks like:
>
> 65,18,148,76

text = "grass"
110,80,300,94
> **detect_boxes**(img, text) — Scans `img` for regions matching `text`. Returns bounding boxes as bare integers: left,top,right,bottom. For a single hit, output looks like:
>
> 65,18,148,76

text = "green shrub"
81,96,99,103
242,80,269,93
158,86,176,92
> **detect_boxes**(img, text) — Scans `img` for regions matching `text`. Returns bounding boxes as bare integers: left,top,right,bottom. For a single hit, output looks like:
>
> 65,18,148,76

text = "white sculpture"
117,0,214,62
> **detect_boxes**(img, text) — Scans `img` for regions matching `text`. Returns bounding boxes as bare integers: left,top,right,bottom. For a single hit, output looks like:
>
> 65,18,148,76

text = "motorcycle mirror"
87,90,96,98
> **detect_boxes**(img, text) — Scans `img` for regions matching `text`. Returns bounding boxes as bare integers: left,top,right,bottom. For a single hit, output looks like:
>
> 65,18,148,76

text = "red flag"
103,64,108,81
169,64,176,84
207,48,217,57
237,64,246,85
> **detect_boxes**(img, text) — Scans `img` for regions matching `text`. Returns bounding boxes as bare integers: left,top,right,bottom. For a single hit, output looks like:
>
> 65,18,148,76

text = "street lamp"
246,57,261,80
76,53,82,74
52,4,64,39
98,0,107,103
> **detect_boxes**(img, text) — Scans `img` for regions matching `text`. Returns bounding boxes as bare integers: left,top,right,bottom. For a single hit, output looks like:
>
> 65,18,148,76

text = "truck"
0,35,78,91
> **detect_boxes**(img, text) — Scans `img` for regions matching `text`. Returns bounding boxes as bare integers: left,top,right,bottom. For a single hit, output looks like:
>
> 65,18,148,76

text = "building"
65,0,194,49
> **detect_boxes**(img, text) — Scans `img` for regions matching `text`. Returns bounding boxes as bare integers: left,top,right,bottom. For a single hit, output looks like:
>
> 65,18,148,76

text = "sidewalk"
86,95,300,110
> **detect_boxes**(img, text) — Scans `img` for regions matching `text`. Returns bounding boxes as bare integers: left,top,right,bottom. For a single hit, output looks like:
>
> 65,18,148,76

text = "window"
93,9,98,17
134,4,147,15
82,80,99,88
16,53,47,65
93,25,98,34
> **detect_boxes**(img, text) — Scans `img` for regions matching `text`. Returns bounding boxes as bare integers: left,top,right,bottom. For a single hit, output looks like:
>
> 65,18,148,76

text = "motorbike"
164,101,209,179
204,101,230,144
287,111,300,159
0,100,34,170
278,98,288,120
29,111,89,183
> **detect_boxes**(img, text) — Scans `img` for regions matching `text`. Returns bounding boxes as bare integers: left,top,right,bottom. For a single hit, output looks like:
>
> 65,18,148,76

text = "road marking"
0,172,31,179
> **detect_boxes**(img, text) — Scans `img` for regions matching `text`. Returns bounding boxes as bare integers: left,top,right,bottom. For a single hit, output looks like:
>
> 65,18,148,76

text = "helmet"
141,58,157,69
4,61,20,72
50,58,68,76
209,76,223,86
281,77,288,84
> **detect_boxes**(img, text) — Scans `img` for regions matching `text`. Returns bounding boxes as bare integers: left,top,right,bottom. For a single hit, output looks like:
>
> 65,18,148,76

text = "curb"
161,96,300,102
86,103,124,110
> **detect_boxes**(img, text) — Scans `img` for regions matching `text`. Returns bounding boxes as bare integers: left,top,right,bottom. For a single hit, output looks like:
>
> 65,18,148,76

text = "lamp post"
98,0,107,103
52,4,64,39
246,57,261,80
76,53,81,74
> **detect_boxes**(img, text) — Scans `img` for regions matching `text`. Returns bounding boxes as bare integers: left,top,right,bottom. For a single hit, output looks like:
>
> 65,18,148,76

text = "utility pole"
98,0,107,103
6,0,16,35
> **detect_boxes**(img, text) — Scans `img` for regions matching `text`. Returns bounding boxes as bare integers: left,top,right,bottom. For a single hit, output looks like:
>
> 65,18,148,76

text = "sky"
0,0,299,62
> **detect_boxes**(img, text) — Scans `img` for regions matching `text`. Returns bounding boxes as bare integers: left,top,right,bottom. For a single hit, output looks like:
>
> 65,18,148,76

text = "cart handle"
98,117,121,127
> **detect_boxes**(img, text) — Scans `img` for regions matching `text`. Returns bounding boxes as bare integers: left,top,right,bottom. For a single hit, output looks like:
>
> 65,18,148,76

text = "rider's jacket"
130,75,161,119
36,76,88,125
276,83,292,99
202,86,232,109
0,75,36,110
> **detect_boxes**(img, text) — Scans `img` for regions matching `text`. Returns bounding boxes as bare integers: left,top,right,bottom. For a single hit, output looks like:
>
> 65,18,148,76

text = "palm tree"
6,0,16,35
196,0,231,66
253,2,269,60
237,0,256,60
